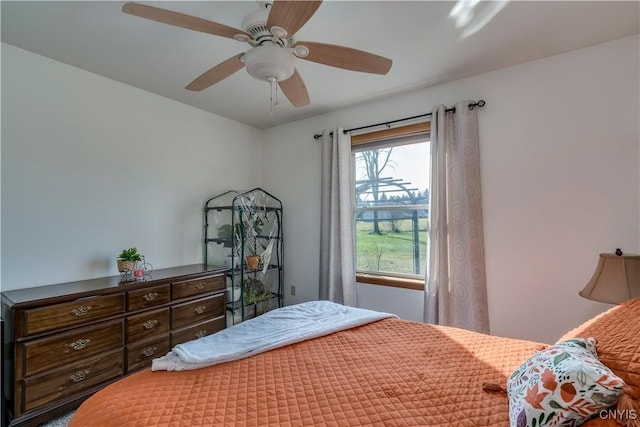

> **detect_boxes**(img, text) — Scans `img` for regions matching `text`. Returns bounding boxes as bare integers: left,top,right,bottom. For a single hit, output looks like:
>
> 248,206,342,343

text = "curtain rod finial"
469,100,486,110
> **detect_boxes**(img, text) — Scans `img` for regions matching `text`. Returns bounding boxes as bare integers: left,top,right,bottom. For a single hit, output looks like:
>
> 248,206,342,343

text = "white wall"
2,35,638,343
1,44,263,290
262,35,640,344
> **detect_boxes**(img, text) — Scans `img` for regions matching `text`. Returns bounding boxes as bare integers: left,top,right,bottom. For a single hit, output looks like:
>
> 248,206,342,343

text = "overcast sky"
355,141,430,198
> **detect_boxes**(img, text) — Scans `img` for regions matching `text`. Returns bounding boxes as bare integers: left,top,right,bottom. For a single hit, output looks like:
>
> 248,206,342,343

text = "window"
352,122,430,290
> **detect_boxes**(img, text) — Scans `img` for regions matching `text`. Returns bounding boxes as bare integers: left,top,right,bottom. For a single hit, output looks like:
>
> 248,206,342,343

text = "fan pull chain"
268,77,281,117
269,78,275,117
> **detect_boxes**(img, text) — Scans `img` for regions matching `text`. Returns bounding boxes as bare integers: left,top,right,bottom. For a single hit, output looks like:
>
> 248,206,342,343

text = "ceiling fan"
122,1,393,108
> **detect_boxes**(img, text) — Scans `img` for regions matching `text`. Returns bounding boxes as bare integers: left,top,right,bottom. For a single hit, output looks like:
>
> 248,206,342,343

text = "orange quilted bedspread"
70,318,546,427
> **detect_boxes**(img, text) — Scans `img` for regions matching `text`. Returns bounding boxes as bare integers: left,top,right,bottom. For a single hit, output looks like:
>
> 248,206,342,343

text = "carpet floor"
38,411,74,427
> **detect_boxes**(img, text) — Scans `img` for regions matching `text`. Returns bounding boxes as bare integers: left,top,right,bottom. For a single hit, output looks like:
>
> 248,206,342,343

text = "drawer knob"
69,338,91,350
142,346,157,357
195,330,207,339
194,306,207,315
142,319,159,330
70,306,92,317
195,283,205,290
69,369,89,383
142,292,159,302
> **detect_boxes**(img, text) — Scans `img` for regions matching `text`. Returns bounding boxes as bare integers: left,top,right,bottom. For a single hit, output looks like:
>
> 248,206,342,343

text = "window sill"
356,273,424,291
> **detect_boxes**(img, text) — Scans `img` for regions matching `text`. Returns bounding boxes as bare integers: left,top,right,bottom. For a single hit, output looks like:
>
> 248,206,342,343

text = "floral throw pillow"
508,338,625,427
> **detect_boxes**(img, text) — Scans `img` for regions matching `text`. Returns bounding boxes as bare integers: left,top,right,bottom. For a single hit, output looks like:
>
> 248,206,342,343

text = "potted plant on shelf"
217,223,241,269
218,212,271,271
243,214,266,270
244,277,272,314
216,223,239,248
117,247,142,273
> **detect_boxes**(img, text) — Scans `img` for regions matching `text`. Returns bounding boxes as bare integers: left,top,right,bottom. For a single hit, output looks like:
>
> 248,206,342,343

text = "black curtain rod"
313,99,486,140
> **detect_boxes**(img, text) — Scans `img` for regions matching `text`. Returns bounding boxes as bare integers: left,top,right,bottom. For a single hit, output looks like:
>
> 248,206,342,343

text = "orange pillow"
557,298,640,401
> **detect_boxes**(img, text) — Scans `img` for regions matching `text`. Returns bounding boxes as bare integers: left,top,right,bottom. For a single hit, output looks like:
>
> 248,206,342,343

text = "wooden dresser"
1,264,227,427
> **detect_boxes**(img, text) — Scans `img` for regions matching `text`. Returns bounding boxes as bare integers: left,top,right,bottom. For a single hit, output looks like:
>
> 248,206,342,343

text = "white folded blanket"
152,300,397,371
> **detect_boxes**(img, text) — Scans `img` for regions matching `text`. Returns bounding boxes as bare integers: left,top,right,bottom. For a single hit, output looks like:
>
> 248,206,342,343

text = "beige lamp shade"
579,253,640,304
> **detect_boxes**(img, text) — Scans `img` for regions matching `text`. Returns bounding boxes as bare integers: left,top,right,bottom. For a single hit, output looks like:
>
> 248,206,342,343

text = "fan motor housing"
241,8,293,47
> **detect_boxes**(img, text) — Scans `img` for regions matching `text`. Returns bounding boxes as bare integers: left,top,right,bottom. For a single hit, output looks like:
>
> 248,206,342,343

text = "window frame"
352,121,431,290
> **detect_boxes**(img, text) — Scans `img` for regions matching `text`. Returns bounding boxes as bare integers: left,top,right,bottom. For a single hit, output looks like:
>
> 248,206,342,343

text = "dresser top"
2,264,227,308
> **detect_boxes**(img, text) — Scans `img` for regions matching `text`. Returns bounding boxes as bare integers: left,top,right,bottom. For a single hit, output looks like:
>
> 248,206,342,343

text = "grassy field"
355,218,428,275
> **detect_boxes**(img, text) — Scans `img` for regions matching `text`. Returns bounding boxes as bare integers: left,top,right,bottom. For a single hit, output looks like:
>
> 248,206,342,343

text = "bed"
69,299,640,427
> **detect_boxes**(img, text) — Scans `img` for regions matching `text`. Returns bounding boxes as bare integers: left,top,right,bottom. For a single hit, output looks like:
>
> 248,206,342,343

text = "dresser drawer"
22,320,123,377
126,308,169,344
23,348,124,412
127,284,170,311
24,294,125,336
171,293,225,329
127,335,170,372
171,316,225,347
172,275,225,300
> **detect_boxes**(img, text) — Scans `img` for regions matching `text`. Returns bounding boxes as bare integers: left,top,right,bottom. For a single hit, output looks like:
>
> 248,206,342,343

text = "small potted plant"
242,214,265,270
219,213,271,271
245,253,261,270
117,247,142,273
217,223,242,268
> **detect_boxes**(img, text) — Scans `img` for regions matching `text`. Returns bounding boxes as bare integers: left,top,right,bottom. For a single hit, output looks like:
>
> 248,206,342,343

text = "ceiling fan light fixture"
270,25,288,38
242,44,296,83
293,45,309,58
232,33,251,42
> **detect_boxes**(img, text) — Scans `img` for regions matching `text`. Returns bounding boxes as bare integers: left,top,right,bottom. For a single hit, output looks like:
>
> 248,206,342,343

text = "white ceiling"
2,1,638,129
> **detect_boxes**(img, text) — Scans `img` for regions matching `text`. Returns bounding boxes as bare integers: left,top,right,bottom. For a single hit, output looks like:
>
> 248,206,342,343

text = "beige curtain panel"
424,101,489,333
319,128,357,306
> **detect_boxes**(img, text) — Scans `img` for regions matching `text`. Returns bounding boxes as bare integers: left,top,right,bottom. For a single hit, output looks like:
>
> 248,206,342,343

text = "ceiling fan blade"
278,69,310,107
122,2,251,40
186,54,245,91
295,41,392,75
267,1,322,36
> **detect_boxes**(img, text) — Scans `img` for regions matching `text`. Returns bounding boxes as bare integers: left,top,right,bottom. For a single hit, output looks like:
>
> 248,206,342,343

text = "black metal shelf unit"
204,188,283,325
